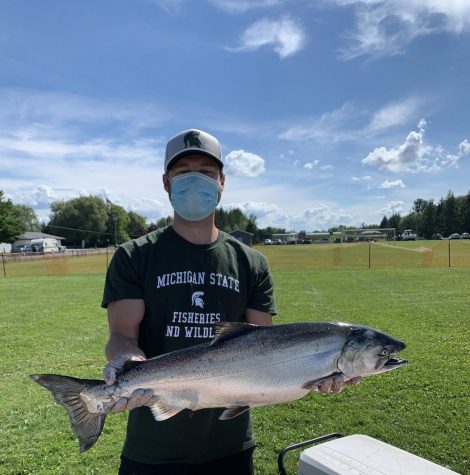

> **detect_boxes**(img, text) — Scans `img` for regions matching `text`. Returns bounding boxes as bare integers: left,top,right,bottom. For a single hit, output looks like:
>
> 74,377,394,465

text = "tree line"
1,189,469,246
377,191,470,239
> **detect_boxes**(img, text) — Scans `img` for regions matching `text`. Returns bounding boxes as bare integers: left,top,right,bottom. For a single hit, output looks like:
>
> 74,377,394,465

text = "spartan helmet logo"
184,131,202,149
191,291,205,309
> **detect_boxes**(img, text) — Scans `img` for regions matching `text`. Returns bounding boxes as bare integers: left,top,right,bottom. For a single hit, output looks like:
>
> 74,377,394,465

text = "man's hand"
108,388,157,413
103,354,157,413
103,353,146,385
312,374,362,394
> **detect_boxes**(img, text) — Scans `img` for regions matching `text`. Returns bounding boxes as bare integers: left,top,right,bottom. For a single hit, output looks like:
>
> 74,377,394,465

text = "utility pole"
112,213,118,246
106,197,118,247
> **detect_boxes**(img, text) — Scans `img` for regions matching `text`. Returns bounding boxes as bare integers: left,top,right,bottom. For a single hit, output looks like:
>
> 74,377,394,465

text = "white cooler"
298,434,460,475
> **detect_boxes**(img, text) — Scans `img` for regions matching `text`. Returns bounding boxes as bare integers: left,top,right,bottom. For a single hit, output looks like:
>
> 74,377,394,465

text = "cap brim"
166,149,224,171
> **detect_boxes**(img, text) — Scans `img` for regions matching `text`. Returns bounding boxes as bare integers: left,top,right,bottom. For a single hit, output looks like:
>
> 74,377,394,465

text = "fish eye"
380,349,389,356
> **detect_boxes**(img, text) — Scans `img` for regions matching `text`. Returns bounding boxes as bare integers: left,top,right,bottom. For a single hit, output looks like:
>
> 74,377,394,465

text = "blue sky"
1,0,470,231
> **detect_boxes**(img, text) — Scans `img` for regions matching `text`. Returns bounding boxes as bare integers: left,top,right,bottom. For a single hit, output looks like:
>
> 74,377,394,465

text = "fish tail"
30,373,106,453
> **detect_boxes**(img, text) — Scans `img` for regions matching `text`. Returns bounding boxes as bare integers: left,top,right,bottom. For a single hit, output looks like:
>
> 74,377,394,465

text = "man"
102,129,357,474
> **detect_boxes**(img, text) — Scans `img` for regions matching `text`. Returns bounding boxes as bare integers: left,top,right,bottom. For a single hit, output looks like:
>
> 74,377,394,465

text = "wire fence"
1,240,469,278
259,239,470,271
1,248,116,278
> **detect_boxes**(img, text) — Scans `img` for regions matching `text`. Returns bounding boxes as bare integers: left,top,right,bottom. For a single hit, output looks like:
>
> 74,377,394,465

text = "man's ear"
163,173,170,193
219,171,225,192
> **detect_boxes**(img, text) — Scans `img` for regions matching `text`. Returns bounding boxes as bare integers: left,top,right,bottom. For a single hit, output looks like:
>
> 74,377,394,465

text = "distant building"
306,232,330,244
272,232,298,244
230,229,253,246
0,243,12,253
12,232,66,251
357,230,387,241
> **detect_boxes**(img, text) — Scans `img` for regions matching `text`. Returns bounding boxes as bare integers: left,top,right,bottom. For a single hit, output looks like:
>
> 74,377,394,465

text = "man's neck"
171,214,219,244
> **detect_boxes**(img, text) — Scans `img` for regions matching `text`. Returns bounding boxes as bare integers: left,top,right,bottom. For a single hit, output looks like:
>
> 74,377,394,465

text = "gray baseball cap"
164,129,224,172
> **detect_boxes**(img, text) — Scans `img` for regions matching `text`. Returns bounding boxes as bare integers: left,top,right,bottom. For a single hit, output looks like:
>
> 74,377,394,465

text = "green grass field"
1,247,469,474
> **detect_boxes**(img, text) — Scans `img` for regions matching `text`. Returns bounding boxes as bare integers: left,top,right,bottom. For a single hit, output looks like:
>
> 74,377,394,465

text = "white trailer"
30,238,59,253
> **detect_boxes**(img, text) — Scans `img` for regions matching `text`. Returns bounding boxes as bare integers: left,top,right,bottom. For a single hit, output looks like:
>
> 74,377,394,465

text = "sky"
1,0,470,231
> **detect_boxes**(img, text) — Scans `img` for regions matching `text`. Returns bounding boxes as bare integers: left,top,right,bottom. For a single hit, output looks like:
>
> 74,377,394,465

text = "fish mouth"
382,357,407,370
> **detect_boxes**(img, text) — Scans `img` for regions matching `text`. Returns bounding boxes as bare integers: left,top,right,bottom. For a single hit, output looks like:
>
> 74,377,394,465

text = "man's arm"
104,299,157,412
105,299,145,360
245,308,273,326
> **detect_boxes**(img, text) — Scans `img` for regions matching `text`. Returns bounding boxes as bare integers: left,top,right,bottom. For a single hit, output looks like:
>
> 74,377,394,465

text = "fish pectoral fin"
149,403,182,421
302,372,342,390
219,406,250,420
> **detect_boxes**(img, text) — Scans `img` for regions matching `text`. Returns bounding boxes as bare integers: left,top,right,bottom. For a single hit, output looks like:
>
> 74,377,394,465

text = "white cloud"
378,200,404,216
361,119,469,173
379,179,405,189
320,164,335,171
367,97,422,133
290,204,356,230
6,184,59,208
352,175,372,181
227,16,306,59
0,88,168,130
304,160,319,169
332,0,470,59
459,139,470,155
208,0,282,13
225,200,280,217
279,96,423,145
225,150,266,176
0,132,161,164
279,103,360,143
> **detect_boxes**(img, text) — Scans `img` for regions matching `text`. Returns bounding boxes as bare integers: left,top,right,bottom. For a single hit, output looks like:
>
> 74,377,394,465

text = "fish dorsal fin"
149,402,182,421
211,322,257,345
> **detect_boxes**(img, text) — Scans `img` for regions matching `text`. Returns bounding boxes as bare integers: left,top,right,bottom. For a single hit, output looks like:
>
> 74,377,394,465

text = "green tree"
379,216,389,228
442,191,457,236
148,216,173,232
463,192,470,232
127,211,148,238
46,196,109,247
399,213,417,234
420,200,436,239
215,208,249,233
245,215,259,242
12,204,42,231
0,191,26,242
387,213,402,232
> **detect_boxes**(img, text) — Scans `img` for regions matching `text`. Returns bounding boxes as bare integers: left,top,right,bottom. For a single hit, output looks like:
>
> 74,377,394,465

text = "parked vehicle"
461,232,470,239
30,238,60,253
431,233,443,240
264,239,272,245
400,229,417,241
449,233,461,240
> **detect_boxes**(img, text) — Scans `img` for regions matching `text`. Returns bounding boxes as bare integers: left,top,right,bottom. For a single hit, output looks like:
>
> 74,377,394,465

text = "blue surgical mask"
170,172,221,221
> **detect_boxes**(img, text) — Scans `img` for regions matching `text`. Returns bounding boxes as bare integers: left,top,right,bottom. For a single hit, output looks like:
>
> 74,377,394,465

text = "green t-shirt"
102,226,276,464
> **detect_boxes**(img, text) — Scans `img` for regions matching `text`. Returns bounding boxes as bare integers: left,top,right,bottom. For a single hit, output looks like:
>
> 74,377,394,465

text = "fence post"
448,239,451,268
368,241,371,269
2,254,6,277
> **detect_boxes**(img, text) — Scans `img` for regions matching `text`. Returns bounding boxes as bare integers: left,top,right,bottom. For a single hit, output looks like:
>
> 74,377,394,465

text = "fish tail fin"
30,373,106,453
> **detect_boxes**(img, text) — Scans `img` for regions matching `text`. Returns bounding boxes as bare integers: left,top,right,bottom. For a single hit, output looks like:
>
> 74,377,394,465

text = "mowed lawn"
1,247,469,474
